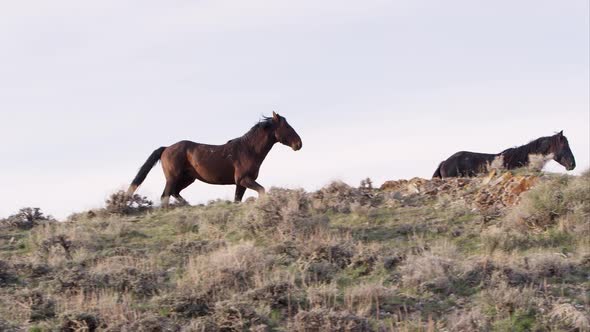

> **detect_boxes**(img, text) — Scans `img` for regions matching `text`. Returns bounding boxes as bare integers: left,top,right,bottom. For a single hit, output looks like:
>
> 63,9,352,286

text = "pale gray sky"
1,0,588,219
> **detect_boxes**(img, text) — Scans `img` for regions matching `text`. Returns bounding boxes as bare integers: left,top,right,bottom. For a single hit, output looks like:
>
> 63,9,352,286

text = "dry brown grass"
480,275,537,312
344,280,395,318
506,172,589,231
306,283,339,309
291,308,371,332
399,241,463,293
57,290,140,324
179,242,271,298
549,303,590,331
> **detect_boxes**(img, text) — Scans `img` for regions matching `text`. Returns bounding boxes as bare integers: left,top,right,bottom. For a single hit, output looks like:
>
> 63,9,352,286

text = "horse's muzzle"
292,141,302,151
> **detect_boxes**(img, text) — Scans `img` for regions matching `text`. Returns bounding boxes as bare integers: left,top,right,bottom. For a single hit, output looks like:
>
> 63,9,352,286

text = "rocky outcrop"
380,170,539,211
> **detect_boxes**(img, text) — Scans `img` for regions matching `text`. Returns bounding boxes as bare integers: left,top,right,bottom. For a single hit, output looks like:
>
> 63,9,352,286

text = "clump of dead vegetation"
105,190,154,215
67,190,153,221
507,170,589,231
0,169,588,331
0,207,55,230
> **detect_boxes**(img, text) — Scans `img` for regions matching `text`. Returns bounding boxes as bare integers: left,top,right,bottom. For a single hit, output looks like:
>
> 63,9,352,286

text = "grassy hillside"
0,170,588,332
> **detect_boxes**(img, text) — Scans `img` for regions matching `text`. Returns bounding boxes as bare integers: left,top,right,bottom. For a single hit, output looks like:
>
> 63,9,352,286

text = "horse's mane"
500,135,556,167
227,117,275,144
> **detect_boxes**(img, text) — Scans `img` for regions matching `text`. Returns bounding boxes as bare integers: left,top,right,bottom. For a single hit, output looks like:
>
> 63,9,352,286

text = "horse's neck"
501,141,552,168
244,129,276,159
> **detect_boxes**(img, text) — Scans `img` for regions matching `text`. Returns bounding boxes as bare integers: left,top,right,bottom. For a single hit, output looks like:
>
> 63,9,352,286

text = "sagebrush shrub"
1,207,54,230
105,191,153,215
506,173,589,231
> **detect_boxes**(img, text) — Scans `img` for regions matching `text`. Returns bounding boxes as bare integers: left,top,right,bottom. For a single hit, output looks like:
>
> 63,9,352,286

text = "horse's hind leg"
161,182,173,208
172,176,195,206
172,194,188,206
234,185,246,202
161,178,181,208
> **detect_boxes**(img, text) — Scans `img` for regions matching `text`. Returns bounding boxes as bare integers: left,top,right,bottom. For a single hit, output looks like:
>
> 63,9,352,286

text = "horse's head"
552,131,576,171
272,112,302,151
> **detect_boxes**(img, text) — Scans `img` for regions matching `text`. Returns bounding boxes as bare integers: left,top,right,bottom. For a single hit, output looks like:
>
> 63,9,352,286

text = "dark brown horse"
127,112,302,206
433,131,576,178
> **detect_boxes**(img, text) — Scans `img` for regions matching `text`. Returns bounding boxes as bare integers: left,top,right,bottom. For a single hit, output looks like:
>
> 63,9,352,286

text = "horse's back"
440,151,496,177
448,151,493,159
165,140,231,157
168,140,218,149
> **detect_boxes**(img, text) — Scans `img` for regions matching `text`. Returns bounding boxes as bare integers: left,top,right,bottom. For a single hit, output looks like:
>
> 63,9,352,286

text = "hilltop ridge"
0,169,588,331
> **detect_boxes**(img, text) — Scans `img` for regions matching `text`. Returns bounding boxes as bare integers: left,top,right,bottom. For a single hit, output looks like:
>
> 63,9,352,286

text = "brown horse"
127,112,302,206
433,131,576,178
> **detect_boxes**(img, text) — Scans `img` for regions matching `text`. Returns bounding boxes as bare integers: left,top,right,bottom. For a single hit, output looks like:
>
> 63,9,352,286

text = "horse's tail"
432,161,444,179
127,147,166,196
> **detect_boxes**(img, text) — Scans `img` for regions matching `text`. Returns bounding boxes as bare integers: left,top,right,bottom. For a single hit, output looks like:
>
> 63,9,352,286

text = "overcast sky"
1,0,588,219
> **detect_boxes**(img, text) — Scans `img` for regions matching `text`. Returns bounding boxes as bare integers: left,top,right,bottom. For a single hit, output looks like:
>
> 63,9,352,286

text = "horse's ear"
272,111,280,122
555,130,565,143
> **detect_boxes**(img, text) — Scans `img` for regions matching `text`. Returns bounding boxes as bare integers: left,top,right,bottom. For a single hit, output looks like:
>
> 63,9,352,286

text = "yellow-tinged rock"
482,169,496,185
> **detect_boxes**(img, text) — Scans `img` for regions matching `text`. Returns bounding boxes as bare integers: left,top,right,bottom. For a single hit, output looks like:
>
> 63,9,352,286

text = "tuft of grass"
549,303,590,331
398,241,463,294
506,173,589,232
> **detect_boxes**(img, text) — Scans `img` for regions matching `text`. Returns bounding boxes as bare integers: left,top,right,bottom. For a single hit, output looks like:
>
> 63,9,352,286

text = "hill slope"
0,170,589,331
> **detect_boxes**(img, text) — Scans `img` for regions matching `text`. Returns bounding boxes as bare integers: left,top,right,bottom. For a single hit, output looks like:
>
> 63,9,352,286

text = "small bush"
0,319,18,332
38,235,75,261
479,274,537,318
399,242,461,293
298,240,354,284
0,260,18,286
526,253,573,280
60,311,102,332
482,225,534,252
344,280,396,317
247,188,327,242
244,281,300,310
157,290,211,319
105,190,153,215
18,290,56,322
117,314,181,332
447,307,490,331
0,207,54,230
549,303,590,331
90,266,167,298
211,300,269,331
180,242,271,298
507,173,589,231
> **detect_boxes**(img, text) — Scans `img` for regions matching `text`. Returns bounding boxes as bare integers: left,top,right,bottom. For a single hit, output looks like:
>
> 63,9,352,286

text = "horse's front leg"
238,177,265,198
